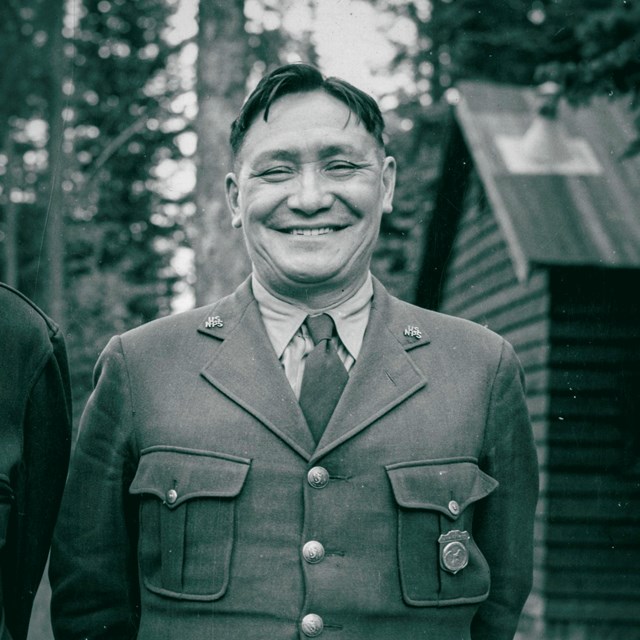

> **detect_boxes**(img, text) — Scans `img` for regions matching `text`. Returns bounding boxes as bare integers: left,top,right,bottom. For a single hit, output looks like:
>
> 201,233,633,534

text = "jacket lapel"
311,279,430,462
198,280,315,459
197,278,431,462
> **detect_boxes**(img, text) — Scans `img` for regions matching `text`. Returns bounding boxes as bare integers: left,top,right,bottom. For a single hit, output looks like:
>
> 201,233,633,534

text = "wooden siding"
426,82,640,640
435,173,550,630
544,267,640,636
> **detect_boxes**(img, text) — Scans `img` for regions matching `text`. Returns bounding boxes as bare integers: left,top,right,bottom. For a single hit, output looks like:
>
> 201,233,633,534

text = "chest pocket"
130,446,250,601
386,458,498,607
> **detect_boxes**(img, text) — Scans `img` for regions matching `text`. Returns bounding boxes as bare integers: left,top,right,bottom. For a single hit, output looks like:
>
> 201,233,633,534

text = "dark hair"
229,63,386,156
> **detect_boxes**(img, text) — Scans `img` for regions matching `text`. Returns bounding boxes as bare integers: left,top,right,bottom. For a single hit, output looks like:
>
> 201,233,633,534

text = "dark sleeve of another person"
0,290,72,640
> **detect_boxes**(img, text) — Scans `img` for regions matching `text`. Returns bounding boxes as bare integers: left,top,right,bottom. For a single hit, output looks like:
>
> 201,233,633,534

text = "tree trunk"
193,0,251,306
42,0,66,323
3,133,19,288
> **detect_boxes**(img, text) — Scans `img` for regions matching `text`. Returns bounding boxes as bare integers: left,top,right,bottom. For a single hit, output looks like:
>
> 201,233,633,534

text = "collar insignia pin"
205,315,224,329
404,325,422,339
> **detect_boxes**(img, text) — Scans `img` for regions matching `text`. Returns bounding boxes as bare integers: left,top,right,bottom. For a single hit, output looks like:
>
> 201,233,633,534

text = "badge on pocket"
438,529,470,574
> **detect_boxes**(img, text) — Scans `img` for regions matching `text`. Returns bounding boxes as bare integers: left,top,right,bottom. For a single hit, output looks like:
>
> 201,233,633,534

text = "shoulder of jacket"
117,280,253,349
384,293,507,358
0,283,60,340
373,275,503,348
118,305,210,343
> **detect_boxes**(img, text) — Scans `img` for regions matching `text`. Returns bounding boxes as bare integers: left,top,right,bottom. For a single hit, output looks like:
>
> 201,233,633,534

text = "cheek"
243,184,290,218
339,181,384,213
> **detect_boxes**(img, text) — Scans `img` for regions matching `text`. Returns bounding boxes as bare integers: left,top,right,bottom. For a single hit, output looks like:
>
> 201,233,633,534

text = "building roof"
454,81,640,279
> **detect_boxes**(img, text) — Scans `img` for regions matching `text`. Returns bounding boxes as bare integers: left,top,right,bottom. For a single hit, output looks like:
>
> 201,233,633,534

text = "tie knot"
305,314,335,344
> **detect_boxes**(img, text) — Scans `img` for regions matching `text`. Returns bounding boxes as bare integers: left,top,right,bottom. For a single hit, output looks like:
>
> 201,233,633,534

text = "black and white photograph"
1,1,639,639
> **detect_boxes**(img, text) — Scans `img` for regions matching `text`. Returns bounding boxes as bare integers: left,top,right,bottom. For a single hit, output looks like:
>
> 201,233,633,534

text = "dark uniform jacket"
0,284,72,640
50,278,538,640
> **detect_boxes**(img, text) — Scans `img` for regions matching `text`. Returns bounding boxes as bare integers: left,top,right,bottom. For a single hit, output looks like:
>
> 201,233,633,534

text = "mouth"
288,227,336,236
276,224,347,237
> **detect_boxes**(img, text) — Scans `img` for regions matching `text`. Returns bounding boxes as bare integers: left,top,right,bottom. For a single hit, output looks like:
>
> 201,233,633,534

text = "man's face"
226,90,396,304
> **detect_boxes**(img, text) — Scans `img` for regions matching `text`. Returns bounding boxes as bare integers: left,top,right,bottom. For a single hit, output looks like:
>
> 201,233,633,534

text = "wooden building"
418,82,640,639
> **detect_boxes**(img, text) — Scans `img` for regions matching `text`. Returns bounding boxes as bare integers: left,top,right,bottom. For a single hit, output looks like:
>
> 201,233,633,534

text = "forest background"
1,0,638,432
0,1,638,638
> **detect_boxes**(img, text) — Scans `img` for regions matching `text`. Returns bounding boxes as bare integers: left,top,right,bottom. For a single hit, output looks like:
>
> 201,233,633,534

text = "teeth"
289,227,335,236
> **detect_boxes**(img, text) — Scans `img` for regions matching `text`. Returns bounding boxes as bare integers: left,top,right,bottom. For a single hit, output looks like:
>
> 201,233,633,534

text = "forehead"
237,90,380,163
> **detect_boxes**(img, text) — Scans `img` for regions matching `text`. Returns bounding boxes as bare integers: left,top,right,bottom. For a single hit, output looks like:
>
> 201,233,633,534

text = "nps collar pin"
205,315,224,329
404,325,422,339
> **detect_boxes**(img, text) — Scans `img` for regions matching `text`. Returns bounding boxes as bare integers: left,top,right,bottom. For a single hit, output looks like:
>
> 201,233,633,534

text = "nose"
287,167,333,215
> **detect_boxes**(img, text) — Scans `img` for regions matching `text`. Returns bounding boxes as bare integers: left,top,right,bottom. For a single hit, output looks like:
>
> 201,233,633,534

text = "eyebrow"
318,144,361,159
253,149,299,164
252,144,362,166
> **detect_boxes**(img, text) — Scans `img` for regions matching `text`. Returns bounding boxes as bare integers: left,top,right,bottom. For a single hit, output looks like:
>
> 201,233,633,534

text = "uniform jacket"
0,284,72,640
50,277,538,640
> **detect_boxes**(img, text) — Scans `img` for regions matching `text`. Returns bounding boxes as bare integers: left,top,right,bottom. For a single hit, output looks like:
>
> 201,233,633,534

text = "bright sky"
166,0,416,102
284,0,415,100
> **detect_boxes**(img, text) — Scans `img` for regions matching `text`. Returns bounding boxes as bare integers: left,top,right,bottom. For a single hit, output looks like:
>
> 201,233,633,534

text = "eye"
258,166,294,182
325,161,359,176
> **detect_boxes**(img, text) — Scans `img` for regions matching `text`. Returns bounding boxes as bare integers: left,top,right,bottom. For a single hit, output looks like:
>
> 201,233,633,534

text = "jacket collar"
198,278,316,458
198,277,430,462
311,278,429,462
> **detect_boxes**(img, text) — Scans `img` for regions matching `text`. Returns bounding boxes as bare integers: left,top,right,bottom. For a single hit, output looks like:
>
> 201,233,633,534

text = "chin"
277,259,339,282
287,271,340,286
277,267,346,292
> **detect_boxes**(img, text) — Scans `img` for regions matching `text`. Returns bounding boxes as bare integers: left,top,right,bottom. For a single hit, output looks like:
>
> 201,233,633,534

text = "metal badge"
404,325,422,339
438,529,470,574
205,315,224,329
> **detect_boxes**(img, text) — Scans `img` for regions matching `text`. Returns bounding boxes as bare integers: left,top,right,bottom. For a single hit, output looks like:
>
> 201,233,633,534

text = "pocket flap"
386,458,498,519
130,446,251,509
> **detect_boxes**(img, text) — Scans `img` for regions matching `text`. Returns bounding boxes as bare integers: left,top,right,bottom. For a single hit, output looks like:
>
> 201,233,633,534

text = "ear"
225,173,243,228
381,156,396,214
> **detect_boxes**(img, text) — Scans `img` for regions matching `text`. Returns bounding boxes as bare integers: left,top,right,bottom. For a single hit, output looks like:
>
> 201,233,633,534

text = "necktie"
299,314,349,443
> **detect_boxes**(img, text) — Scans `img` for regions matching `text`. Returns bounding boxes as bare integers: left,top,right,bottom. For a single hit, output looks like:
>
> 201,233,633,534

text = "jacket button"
301,613,324,637
307,466,329,489
166,489,178,504
448,499,460,515
302,540,325,564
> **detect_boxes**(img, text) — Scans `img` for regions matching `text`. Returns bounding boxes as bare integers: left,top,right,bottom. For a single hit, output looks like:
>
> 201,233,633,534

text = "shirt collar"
251,273,373,361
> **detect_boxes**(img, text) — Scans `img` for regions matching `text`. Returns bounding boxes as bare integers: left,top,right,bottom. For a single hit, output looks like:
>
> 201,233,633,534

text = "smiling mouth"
288,227,336,236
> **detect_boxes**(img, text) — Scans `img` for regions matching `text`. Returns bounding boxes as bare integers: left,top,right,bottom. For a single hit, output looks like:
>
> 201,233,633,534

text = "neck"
254,273,369,313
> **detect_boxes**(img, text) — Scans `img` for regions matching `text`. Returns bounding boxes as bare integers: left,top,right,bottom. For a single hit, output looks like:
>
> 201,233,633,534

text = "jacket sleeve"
2,323,72,640
471,339,539,640
50,337,140,640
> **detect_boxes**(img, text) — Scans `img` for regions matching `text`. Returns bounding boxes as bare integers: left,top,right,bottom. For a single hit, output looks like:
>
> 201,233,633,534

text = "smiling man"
225,85,395,309
50,64,538,640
